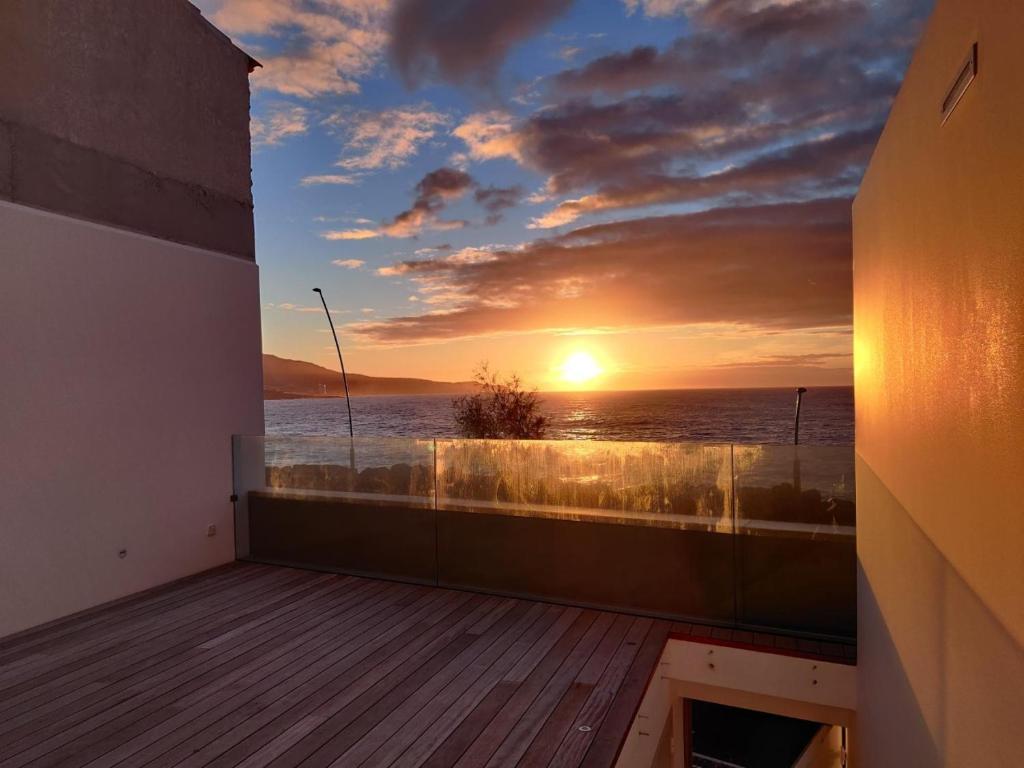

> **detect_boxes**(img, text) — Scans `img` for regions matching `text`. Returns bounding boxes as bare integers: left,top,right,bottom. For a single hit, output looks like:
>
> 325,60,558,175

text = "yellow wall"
853,0,1024,763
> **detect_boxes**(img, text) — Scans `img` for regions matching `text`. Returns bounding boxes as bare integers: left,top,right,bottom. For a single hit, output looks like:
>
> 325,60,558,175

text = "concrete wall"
852,0,1024,763
0,200,264,638
0,0,255,258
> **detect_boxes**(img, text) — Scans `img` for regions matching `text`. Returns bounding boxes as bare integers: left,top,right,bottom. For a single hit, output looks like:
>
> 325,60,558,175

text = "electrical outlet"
207,524,217,537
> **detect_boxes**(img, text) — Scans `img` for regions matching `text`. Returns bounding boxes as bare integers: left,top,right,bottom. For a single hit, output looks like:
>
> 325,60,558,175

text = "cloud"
390,0,573,87
446,0,927,230
512,92,752,197
325,106,450,171
380,166,475,237
474,185,524,224
529,126,880,227
451,112,524,164
301,174,361,186
250,105,310,147
556,45,582,62
622,0,695,16
323,166,474,240
197,0,392,97
711,352,853,369
328,168,522,239
352,198,854,344
266,302,349,315
324,229,380,240
558,1,916,97
332,259,366,268
621,0,864,23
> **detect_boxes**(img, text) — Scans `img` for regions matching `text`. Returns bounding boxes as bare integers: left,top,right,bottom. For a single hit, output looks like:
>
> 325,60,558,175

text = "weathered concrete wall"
853,0,1024,763
0,0,255,259
0,200,264,638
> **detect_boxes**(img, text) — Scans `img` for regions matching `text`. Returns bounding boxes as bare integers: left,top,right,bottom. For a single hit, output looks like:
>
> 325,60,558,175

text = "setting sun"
560,351,603,385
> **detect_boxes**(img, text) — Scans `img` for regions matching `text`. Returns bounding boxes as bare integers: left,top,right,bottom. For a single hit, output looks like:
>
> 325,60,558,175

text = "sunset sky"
194,0,930,391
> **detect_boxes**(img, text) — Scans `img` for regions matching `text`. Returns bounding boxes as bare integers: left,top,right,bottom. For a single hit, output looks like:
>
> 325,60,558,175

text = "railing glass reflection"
435,439,733,530
260,435,435,504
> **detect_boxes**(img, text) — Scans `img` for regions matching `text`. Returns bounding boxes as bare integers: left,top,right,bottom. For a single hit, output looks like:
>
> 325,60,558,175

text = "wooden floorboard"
0,563,668,768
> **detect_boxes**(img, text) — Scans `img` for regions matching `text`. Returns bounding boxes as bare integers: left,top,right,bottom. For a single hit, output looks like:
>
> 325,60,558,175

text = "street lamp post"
313,288,356,473
793,387,808,445
793,386,807,493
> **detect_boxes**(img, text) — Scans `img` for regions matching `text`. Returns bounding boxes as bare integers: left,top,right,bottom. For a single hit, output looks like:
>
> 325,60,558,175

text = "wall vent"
941,42,978,124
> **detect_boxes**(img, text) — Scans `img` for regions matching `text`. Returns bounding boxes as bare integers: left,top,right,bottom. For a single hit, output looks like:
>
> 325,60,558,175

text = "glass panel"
435,439,733,530
434,438,736,621
259,436,435,504
733,444,856,638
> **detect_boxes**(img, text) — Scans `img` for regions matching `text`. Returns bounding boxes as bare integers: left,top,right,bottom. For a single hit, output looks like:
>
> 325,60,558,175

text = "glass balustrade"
232,435,856,640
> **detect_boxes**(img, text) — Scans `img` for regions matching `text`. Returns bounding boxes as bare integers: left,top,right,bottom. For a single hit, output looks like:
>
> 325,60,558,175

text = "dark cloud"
390,0,574,88
416,166,475,199
696,0,869,39
349,170,525,237
533,126,879,226
554,0,929,96
711,352,853,369
358,198,853,343
382,167,474,237
517,93,752,194
492,0,930,227
474,185,524,224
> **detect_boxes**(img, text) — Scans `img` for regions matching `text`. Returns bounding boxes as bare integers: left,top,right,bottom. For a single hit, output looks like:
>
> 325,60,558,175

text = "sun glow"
559,351,603,385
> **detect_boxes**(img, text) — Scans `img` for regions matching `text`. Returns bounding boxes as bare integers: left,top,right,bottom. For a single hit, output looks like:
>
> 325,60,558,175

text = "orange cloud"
250,105,309,148
197,0,391,97
359,198,854,345
325,106,450,171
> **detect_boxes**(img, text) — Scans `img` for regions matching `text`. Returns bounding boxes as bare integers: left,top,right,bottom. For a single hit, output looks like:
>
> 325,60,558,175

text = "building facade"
0,0,264,636
853,0,1024,763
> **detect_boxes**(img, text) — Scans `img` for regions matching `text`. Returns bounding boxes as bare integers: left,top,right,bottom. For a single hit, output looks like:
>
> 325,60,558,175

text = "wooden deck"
0,563,670,768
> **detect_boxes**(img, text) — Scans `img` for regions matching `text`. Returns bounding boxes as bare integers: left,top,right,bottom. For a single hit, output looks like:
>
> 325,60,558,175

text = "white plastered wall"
0,200,264,637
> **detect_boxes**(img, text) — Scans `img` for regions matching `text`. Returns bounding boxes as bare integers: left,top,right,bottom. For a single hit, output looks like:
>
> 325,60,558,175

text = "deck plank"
0,575,363,768
0,564,672,768
390,605,567,768
0,563,262,659
80,582,420,768
198,593,495,768
0,565,301,694
134,589,459,768
0,577,390,746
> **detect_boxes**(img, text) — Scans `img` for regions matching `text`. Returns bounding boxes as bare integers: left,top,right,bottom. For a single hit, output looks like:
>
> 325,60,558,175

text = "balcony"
233,437,856,643
0,567,854,768
0,437,855,768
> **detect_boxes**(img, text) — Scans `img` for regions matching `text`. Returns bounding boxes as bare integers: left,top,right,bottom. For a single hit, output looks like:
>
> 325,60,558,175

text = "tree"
452,364,548,439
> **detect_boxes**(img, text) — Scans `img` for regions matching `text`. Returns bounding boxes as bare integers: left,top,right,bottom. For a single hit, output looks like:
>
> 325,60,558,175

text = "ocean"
264,386,853,446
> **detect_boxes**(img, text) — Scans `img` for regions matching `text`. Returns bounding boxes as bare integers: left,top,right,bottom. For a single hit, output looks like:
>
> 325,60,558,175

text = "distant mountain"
263,354,477,398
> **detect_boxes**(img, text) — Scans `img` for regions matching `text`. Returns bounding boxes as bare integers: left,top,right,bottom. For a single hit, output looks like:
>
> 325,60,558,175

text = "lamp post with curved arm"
313,288,356,474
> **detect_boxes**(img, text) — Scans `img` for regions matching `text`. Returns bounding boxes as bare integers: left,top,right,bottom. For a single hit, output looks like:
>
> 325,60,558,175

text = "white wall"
853,0,1024,763
0,200,264,637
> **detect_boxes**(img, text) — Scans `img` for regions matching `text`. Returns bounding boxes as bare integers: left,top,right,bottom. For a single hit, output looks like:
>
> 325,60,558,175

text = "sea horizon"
269,382,854,398
265,385,854,446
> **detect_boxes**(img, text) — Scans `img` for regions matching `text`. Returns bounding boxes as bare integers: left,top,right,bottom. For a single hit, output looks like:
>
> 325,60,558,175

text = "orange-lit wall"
853,0,1023,763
